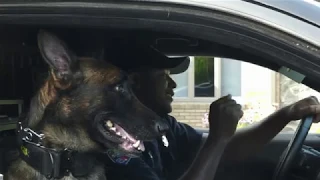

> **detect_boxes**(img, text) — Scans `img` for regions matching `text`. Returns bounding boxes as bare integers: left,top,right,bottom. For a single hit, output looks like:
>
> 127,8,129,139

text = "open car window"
170,57,320,133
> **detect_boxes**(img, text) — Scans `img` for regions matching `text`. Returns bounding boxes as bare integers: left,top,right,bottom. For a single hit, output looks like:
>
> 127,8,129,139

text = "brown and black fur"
5,30,168,180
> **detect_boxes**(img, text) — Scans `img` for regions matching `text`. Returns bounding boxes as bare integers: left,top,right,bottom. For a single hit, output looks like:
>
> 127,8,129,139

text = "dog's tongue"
114,124,145,151
115,124,136,142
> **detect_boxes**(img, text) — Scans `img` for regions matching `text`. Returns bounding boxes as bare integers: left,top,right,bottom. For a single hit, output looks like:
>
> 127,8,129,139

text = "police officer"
104,42,320,180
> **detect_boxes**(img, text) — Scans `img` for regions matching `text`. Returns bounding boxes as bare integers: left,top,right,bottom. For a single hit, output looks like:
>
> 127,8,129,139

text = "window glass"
194,56,215,97
171,69,188,97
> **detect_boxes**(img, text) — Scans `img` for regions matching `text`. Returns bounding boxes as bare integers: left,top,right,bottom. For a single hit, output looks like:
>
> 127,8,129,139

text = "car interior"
0,19,320,180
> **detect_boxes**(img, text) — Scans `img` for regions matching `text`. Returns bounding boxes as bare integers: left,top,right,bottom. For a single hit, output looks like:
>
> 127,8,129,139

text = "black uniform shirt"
105,115,203,180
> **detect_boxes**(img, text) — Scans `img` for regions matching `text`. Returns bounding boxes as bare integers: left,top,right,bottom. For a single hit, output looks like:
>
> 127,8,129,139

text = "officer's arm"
199,109,289,163
168,116,227,180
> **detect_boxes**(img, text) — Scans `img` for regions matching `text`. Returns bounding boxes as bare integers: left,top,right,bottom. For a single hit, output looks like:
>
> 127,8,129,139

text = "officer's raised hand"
208,94,243,140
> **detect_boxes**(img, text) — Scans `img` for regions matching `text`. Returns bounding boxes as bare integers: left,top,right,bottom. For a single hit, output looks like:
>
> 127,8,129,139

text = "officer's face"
130,69,177,116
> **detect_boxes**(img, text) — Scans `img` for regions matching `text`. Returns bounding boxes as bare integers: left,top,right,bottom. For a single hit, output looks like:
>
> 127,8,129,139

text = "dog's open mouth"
103,120,146,152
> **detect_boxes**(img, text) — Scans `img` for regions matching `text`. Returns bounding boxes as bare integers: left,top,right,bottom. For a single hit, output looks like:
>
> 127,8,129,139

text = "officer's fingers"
213,94,232,104
299,105,320,117
210,101,238,114
225,104,243,117
219,100,237,108
210,95,231,110
314,114,320,123
239,109,244,119
301,96,320,105
310,96,320,104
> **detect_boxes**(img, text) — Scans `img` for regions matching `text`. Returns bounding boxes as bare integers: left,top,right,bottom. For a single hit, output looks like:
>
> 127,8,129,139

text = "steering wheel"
272,116,314,180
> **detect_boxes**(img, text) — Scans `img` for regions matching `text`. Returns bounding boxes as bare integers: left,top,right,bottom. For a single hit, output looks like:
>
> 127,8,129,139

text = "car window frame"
0,1,319,134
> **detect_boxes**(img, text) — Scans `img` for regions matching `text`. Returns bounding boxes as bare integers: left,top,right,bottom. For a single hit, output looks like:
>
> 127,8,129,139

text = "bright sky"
303,0,320,7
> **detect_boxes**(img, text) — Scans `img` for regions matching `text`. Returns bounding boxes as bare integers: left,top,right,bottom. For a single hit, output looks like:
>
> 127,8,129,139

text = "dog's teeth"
137,147,141,150
110,127,116,131
106,120,113,128
122,136,126,139
116,132,121,136
133,140,140,148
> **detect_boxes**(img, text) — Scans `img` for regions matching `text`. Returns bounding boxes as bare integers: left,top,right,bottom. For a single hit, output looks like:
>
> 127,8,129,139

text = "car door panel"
196,129,320,180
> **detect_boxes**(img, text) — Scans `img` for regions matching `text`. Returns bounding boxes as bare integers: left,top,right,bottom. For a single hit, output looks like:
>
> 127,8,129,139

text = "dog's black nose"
155,122,169,134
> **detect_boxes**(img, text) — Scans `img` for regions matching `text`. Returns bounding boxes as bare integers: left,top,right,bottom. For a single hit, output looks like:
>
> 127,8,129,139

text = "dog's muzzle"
89,111,111,145
89,111,147,154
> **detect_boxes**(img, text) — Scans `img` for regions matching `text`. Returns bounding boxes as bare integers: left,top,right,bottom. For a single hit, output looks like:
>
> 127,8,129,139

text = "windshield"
304,0,320,7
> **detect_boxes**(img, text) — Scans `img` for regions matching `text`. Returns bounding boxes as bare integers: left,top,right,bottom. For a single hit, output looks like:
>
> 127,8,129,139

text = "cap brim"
105,41,190,74
168,56,190,74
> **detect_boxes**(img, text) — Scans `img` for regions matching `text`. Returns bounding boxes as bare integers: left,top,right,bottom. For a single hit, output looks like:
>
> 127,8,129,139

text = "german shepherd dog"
5,30,168,180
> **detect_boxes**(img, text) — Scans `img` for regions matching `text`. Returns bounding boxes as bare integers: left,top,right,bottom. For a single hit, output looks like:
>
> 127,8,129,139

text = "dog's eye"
114,84,125,93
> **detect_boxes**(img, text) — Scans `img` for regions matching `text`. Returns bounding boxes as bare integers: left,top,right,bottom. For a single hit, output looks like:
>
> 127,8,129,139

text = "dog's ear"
37,30,77,89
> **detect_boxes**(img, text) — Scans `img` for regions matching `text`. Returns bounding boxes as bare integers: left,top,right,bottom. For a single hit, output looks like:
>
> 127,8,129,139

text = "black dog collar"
16,120,96,179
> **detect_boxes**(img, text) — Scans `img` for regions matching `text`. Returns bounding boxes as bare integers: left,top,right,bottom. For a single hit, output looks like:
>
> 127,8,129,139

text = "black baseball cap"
104,41,190,74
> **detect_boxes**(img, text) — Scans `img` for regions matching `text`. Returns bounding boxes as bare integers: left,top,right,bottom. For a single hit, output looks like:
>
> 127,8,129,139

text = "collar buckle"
17,121,44,146
23,127,45,144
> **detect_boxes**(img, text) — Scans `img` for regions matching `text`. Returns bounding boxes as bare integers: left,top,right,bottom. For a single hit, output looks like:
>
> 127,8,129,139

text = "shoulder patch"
106,149,132,165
